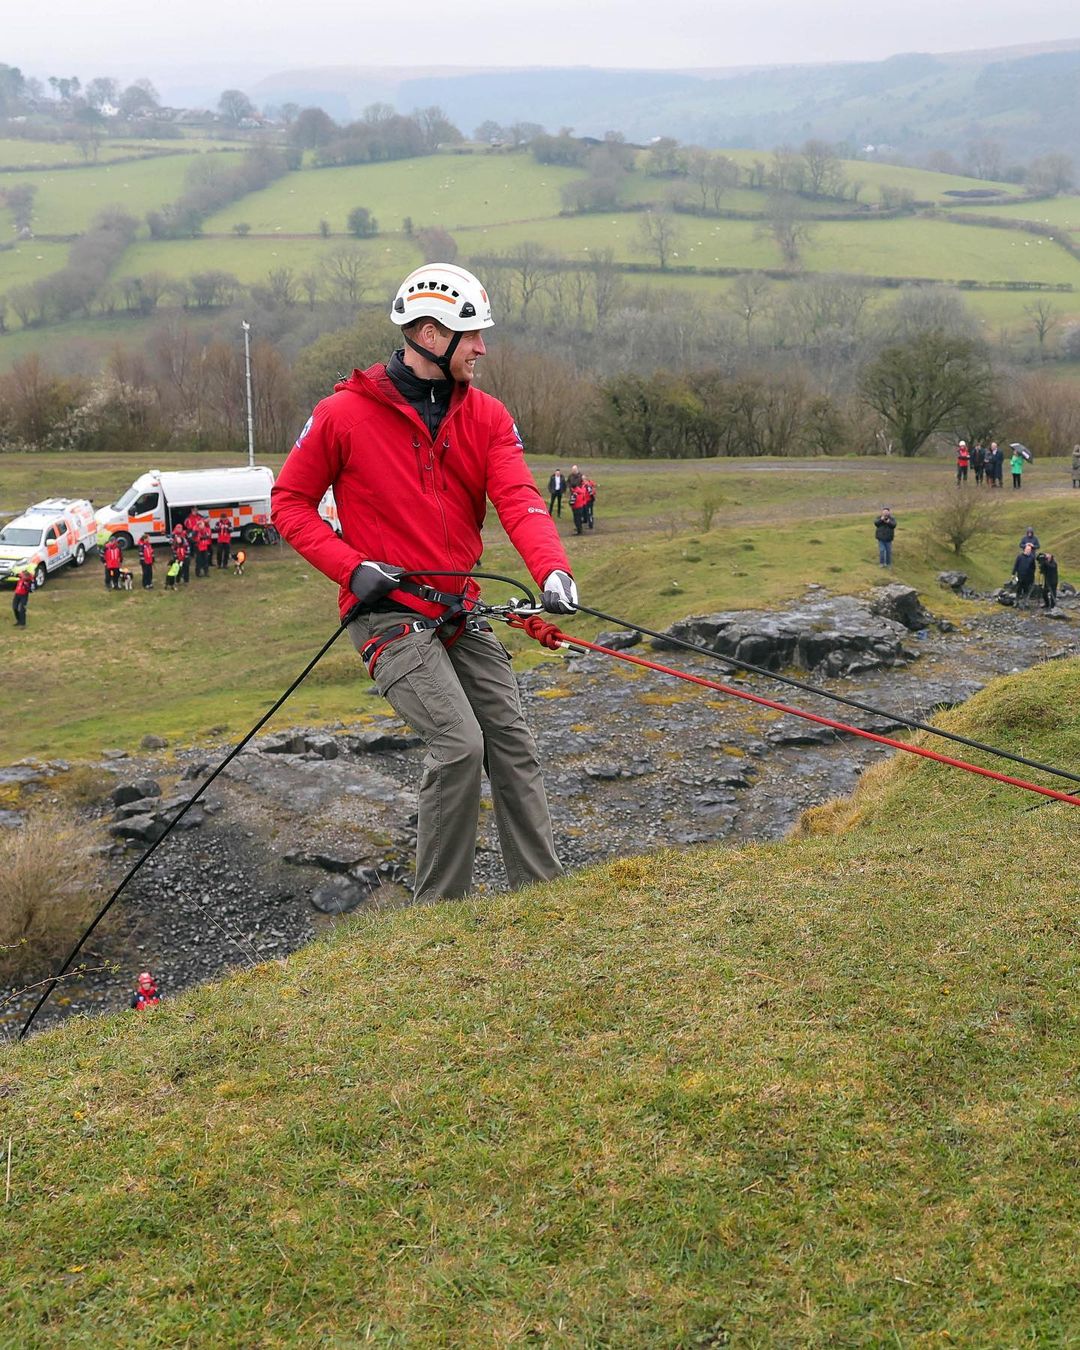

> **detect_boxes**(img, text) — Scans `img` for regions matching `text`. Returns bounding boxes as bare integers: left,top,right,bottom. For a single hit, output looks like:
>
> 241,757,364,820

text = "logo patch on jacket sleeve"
294,415,314,449
512,421,524,450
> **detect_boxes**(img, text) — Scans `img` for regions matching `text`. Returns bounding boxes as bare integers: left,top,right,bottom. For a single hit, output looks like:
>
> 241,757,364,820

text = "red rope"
508,615,1080,808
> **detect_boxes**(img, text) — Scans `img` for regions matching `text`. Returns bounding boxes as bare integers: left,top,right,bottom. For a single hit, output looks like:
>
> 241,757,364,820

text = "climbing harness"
360,615,493,678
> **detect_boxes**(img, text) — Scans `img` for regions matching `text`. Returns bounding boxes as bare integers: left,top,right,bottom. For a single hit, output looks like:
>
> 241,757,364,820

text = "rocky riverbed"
3,583,1076,1037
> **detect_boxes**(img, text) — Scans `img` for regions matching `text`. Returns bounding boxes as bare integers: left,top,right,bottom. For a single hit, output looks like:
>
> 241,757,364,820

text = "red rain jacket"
272,364,572,621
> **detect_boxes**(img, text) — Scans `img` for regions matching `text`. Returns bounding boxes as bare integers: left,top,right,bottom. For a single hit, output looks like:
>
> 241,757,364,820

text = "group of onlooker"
548,465,597,536
956,440,1028,489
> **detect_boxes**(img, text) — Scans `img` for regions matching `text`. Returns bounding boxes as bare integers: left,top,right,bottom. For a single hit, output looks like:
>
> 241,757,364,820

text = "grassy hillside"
0,151,244,236
2,654,1077,1344
1,452,1076,763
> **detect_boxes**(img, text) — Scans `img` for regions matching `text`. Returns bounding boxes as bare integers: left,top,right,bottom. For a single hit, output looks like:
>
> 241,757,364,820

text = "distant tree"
318,218,331,238
0,64,27,117
218,89,256,125
500,241,555,320
636,209,682,269
232,221,252,237
119,80,159,117
859,329,994,457
726,273,773,348
412,105,462,151
924,149,962,176
415,226,457,262
768,145,805,193
474,120,505,144
1026,154,1075,195
759,192,814,266
84,76,119,109
800,139,845,198
965,138,1004,182
346,205,378,238
645,137,681,176
279,102,301,126
507,121,544,147
291,106,337,150
320,246,372,306
362,102,396,125
1024,299,1058,357
879,184,915,211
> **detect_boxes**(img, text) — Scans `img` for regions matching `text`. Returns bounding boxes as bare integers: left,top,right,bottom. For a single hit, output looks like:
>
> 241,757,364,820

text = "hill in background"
251,39,1080,166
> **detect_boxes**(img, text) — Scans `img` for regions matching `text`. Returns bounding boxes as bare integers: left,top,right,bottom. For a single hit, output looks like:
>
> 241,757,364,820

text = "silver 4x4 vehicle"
0,497,98,589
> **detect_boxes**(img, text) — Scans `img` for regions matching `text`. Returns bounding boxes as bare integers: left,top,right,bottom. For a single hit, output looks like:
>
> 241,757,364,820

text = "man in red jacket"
273,262,578,905
103,537,123,590
12,568,33,626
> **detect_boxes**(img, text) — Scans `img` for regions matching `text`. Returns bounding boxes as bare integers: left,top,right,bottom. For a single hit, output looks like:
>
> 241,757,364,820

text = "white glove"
542,570,578,614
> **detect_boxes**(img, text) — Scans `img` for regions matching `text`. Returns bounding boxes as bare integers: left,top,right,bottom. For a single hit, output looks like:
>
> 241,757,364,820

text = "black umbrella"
1011,442,1034,463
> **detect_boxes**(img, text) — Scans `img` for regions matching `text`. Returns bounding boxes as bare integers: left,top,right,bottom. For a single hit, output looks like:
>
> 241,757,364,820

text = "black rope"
16,570,536,1042
569,601,1080,788
17,615,355,1041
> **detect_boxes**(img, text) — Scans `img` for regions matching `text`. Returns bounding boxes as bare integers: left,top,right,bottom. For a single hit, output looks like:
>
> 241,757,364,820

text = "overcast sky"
8,0,1080,93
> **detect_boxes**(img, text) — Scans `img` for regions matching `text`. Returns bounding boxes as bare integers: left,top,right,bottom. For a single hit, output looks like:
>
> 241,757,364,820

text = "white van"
0,498,98,589
95,466,276,551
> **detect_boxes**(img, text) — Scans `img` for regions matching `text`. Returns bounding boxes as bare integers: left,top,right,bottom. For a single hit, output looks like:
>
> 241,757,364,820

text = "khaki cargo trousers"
348,608,563,904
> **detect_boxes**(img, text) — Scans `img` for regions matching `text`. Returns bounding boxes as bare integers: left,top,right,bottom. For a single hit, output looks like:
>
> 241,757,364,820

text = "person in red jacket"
570,481,590,535
956,440,970,485
103,537,123,590
138,538,155,589
172,532,190,584
194,518,213,576
215,515,232,569
130,970,160,1010
12,568,33,626
273,262,578,905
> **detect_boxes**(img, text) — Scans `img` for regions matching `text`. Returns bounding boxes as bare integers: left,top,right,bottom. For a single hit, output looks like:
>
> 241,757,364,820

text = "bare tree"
636,209,682,270
320,246,372,306
1024,298,1058,358
502,241,555,321
727,273,773,348
589,247,624,326
758,192,814,267
800,139,845,199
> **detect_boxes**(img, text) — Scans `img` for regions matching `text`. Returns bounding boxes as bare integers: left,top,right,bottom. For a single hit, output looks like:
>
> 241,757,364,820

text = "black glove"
542,570,578,614
349,560,405,608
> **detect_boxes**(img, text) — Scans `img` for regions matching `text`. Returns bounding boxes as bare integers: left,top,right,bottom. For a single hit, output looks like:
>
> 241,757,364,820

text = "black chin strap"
403,330,463,380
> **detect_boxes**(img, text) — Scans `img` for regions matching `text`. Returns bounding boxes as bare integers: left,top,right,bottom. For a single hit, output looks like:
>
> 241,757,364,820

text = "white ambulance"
94,466,276,551
0,498,98,589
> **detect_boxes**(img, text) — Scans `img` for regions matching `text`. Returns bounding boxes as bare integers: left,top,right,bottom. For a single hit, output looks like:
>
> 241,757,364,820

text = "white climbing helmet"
390,263,494,331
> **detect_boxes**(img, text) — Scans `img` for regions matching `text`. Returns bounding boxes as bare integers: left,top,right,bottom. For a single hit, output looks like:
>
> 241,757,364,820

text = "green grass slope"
2,657,1078,1345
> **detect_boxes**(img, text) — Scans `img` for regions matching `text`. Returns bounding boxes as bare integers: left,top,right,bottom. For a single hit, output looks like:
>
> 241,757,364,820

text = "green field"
0,240,75,291
203,154,585,235
0,151,244,236
717,149,1023,203
947,194,1080,233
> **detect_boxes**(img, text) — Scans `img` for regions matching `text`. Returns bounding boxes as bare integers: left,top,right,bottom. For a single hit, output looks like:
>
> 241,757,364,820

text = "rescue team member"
139,538,155,589
273,262,578,905
172,530,191,584
12,568,32,627
130,971,160,1010
570,480,590,535
216,515,232,569
194,519,213,576
103,537,123,590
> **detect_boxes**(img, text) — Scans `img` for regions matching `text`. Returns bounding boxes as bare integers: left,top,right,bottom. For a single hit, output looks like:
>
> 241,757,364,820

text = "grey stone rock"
284,848,370,874
1044,607,1071,621
652,594,918,678
309,874,378,915
0,809,24,829
101,749,129,761
937,571,968,592
0,765,43,787
140,734,168,750
109,778,162,807
868,584,933,631
596,629,642,650
109,814,167,844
